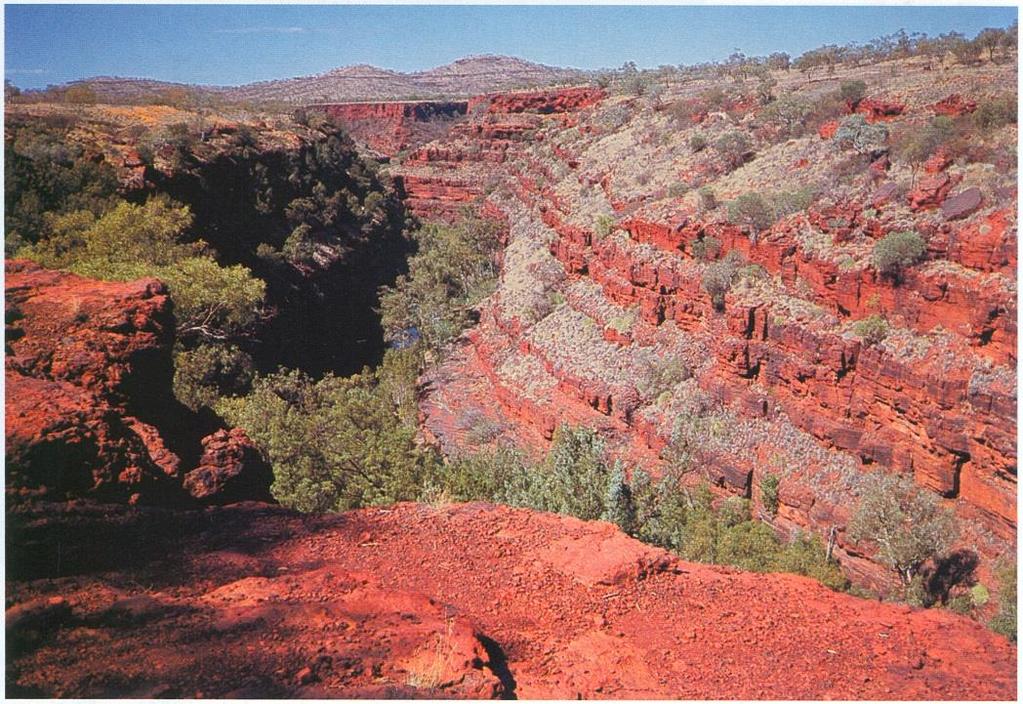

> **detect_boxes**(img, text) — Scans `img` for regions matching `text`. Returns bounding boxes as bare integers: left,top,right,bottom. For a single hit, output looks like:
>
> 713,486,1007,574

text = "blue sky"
4,4,1018,89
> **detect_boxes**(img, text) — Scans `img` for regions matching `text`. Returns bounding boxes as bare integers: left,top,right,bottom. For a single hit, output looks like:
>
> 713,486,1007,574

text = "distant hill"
227,54,590,103
58,55,590,105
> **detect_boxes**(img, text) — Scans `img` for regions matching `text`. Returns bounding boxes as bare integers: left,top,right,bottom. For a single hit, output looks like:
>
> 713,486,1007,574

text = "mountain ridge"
52,54,591,104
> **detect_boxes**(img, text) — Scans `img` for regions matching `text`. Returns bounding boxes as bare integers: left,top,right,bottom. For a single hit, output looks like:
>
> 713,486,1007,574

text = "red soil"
6,501,1015,699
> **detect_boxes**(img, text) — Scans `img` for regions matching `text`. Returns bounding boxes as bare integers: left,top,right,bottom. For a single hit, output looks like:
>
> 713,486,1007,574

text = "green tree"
727,192,775,242
173,343,254,411
701,251,744,310
21,198,266,342
849,473,958,586
602,462,635,532
379,213,501,353
217,366,439,512
759,93,814,138
760,473,781,516
890,117,954,185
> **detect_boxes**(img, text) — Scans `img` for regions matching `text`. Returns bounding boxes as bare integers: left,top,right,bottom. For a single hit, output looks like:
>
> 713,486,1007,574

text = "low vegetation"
851,314,890,347
872,230,927,279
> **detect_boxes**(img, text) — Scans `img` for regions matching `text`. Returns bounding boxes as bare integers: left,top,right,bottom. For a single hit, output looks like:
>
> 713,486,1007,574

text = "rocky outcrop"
932,94,977,117
182,429,273,504
468,86,606,114
4,261,271,505
316,100,468,155
6,500,1016,699
5,261,181,501
856,97,906,122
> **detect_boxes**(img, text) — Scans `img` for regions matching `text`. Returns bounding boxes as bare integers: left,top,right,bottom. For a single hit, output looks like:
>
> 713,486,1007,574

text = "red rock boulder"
908,172,955,210
817,120,839,140
941,187,984,221
856,98,905,122
183,428,273,504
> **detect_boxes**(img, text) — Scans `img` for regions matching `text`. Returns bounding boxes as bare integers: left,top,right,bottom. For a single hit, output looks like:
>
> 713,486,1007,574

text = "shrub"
702,262,735,311
760,473,781,516
839,80,868,106
714,130,753,169
602,463,635,532
636,355,691,400
173,343,254,411
689,133,708,152
667,182,689,198
833,114,889,155
872,230,927,279
852,314,890,346
774,533,849,591
973,94,1018,131
690,235,721,261
594,214,616,239
435,431,848,591
429,447,528,503
890,117,955,178
698,186,718,212
758,93,815,138
989,560,1017,642
769,188,816,219
849,473,958,586
500,425,614,520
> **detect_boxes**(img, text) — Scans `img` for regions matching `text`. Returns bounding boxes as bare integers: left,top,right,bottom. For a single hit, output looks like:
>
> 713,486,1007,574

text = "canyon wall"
392,78,1016,590
316,100,468,155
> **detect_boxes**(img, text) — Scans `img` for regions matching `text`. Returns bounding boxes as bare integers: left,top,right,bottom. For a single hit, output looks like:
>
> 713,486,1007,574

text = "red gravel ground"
5,500,1017,699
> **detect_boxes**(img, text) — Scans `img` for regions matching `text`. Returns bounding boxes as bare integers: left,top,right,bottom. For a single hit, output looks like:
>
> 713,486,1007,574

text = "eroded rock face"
4,260,270,505
932,94,977,117
183,428,273,504
5,261,182,501
317,100,469,155
5,501,1016,699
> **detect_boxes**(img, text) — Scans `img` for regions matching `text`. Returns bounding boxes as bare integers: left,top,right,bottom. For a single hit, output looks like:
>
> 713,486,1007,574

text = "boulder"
856,98,905,122
871,181,900,208
908,172,954,210
183,428,273,504
941,187,984,221
817,120,839,140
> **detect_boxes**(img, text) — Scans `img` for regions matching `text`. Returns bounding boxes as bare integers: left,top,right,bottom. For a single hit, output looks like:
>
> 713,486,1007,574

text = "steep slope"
395,61,1017,590
6,501,1015,699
